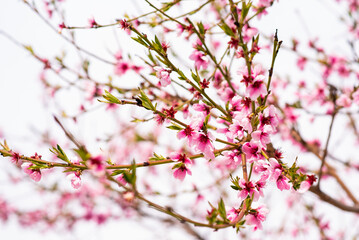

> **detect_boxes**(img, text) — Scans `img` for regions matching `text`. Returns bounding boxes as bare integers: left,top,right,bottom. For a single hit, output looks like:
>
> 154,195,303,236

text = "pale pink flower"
252,125,272,148
245,205,268,231
276,175,290,191
22,162,41,182
227,208,241,222
352,89,359,105
154,66,171,87
68,172,82,189
336,94,351,108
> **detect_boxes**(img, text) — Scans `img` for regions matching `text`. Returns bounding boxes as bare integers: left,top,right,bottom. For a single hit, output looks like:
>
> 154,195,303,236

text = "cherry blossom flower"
177,125,197,145
336,94,351,108
242,141,262,163
238,179,260,201
227,208,242,222
22,162,41,182
193,132,215,160
245,205,269,231
67,172,82,189
276,175,290,191
88,155,105,176
298,175,317,193
189,50,209,69
173,165,192,181
154,66,171,87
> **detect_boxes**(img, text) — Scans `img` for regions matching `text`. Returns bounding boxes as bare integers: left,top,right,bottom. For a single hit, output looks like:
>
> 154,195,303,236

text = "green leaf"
219,22,234,37
218,198,227,220
166,124,183,131
50,144,70,163
197,22,205,35
73,147,90,161
102,90,121,104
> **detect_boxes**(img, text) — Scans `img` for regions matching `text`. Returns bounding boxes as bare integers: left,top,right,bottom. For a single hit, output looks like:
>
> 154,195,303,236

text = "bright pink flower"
115,61,131,75
193,132,215,160
238,179,260,201
116,174,127,186
189,51,209,69
170,153,192,165
153,66,171,87
247,80,267,99
296,56,307,70
177,125,197,145
245,205,268,231
88,155,105,176
22,162,41,182
298,175,317,193
88,17,98,28
173,165,192,181
242,141,262,163
259,105,279,131
10,151,21,165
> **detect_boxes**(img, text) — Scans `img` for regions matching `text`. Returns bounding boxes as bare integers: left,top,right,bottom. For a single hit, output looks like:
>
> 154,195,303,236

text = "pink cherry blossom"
238,179,260,201
189,50,209,69
193,132,215,160
245,205,269,231
336,94,351,107
154,66,171,87
68,172,82,189
227,208,241,222
173,165,192,181
276,175,290,191
242,141,262,163
22,162,41,182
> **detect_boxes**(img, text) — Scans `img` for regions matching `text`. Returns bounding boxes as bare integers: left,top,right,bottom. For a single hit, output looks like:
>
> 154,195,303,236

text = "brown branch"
309,185,359,213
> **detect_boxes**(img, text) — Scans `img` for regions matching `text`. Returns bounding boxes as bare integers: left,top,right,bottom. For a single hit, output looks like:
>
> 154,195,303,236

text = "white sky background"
0,0,357,239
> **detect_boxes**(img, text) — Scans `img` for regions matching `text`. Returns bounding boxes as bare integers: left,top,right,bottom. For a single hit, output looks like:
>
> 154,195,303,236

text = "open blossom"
298,175,317,193
189,50,209,69
154,66,171,87
88,155,105,176
336,94,351,107
171,153,193,181
238,179,260,201
276,175,290,191
22,162,41,182
173,165,192,181
242,141,262,163
193,132,215,160
245,205,269,231
227,207,242,222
